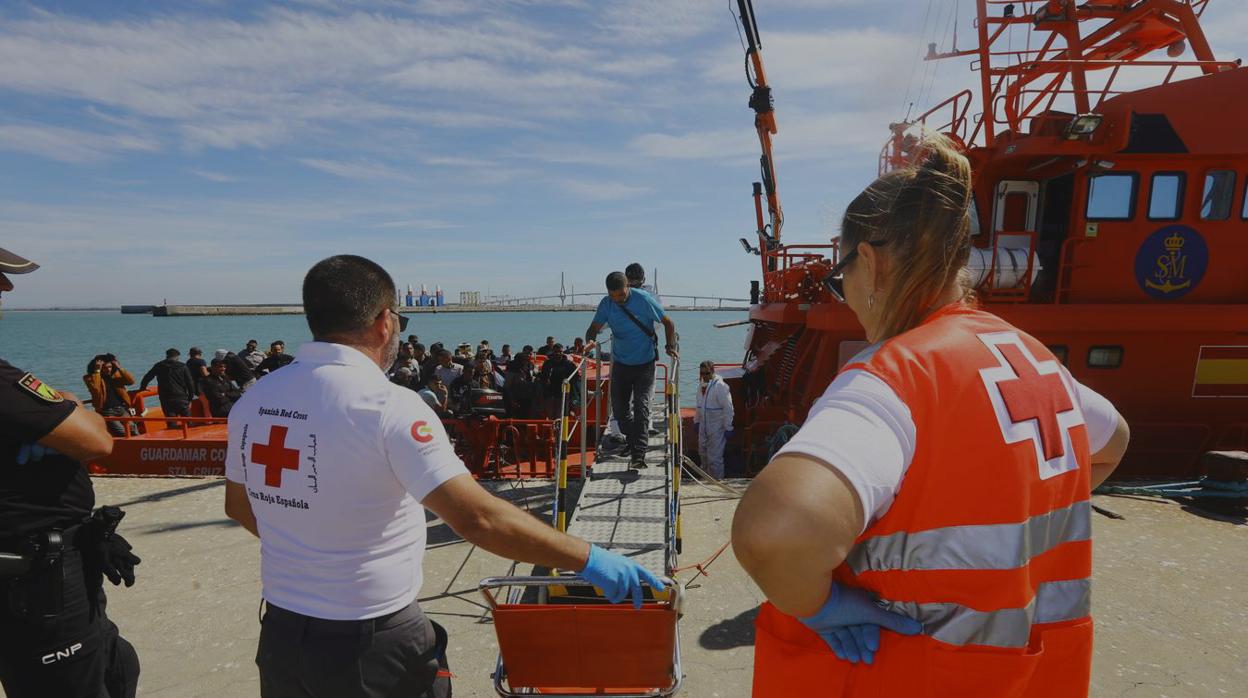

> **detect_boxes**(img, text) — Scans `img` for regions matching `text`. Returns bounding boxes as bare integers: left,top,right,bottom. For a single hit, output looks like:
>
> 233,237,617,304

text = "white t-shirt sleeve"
774,369,916,534
224,408,245,483
1073,379,1118,454
380,387,471,501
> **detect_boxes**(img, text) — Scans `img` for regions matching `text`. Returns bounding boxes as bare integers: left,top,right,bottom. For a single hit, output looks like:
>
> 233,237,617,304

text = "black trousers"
257,599,450,698
159,398,190,429
0,549,140,698
610,360,656,459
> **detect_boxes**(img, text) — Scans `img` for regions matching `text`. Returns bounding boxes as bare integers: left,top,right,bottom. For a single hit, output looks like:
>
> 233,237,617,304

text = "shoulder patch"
19,373,64,403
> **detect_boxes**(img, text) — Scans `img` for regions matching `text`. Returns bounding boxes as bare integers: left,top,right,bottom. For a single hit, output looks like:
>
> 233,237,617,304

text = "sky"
1,0,1245,307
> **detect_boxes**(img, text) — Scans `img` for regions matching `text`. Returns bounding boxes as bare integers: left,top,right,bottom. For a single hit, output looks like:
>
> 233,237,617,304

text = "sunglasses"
823,239,887,303
388,309,409,332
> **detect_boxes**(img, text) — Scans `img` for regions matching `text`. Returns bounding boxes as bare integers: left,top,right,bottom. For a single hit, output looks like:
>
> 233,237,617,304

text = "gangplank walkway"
565,398,673,576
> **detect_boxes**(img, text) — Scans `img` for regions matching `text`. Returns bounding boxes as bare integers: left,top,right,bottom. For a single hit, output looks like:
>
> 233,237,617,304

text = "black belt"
262,600,421,634
0,522,86,555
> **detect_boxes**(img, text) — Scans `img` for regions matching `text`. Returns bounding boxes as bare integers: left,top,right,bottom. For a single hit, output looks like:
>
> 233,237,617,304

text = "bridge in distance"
479,293,749,309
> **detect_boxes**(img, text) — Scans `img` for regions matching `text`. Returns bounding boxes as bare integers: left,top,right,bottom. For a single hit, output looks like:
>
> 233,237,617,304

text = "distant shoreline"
6,305,748,314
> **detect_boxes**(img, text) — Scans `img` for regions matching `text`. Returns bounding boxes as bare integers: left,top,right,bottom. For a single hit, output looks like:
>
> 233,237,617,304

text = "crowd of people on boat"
383,334,589,420
81,340,295,428
84,332,600,430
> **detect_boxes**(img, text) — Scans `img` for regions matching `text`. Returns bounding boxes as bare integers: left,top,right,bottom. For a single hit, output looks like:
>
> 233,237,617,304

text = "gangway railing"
488,335,686,696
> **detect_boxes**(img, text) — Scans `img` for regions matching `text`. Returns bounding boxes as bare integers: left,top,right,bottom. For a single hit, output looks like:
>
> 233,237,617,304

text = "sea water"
0,310,750,406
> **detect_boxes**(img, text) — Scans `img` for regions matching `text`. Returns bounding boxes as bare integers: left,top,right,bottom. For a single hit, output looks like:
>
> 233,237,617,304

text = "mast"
884,0,1234,171
735,0,783,276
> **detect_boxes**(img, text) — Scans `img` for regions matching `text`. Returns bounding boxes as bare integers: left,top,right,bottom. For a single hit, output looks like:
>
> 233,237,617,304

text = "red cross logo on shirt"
252,425,300,488
994,343,1075,460
978,332,1084,480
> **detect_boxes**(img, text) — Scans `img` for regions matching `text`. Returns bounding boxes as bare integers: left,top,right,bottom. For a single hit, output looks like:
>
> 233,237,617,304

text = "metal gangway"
480,337,685,696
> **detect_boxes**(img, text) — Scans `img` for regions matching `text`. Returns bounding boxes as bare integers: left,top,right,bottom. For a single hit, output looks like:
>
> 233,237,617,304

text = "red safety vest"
753,304,1094,697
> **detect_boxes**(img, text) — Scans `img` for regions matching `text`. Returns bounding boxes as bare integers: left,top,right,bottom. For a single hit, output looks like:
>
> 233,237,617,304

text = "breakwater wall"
144,304,746,316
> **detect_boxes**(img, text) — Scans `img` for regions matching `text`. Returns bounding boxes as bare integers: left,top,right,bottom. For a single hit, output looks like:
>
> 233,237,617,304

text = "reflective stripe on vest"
847,500,1091,574
884,578,1091,648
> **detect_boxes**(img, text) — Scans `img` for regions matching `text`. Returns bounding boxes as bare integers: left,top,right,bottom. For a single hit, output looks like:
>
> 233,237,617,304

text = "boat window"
1147,172,1184,221
1242,175,1248,219
1087,346,1123,369
1085,173,1137,221
1200,170,1235,221
1047,345,1069,366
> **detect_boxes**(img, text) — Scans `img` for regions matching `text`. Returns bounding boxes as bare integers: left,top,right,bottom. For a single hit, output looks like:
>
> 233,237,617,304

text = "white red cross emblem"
977,332,1084,480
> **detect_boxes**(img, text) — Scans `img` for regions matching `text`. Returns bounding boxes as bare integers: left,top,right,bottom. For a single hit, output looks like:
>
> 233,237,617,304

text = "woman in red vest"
732,134,1130,697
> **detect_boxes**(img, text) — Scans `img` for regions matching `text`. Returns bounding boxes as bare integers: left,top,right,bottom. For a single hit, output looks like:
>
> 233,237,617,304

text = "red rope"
673,540,732,579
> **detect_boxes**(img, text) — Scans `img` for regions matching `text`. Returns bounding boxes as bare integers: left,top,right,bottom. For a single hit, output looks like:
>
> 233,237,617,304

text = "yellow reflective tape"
1195,359,1248,385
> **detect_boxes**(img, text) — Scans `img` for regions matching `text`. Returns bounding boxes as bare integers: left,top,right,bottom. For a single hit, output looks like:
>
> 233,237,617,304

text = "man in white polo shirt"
224,255,662,698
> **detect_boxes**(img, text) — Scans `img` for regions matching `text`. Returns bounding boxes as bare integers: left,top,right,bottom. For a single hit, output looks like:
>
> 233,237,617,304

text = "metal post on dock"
556,383,571,532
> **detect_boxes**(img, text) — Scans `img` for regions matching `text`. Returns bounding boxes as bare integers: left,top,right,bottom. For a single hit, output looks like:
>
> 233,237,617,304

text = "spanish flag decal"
19,373,64,403
1193,347,1248,397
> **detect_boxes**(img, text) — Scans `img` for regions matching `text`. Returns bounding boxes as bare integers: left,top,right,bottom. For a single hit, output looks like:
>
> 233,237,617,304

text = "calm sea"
0,310,750,406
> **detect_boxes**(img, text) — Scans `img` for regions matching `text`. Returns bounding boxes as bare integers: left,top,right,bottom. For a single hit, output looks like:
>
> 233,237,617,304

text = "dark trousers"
0,550,140,698
98,406,133,438
257,599,450,698
610,360,656,459
159,398,190,429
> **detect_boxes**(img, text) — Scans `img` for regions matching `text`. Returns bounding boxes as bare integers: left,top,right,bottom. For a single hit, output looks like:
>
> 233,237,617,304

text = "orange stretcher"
479,576,683,697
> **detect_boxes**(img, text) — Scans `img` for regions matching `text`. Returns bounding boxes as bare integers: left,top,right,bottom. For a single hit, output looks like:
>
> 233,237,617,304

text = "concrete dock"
4,478,1243,697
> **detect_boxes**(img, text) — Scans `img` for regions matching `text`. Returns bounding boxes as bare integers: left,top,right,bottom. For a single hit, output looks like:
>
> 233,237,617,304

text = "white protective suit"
695,374,734,479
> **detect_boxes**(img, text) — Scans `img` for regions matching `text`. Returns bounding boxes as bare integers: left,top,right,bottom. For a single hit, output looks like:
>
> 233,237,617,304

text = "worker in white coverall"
695,360,734,479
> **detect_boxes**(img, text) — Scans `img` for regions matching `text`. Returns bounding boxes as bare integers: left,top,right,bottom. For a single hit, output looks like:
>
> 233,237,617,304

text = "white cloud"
594,0,721,45
0,123,159,162
188,169,238,182
560,179,651,201
296,157,413,180
631,106,890,162
373,218,463,229
705,28,915,97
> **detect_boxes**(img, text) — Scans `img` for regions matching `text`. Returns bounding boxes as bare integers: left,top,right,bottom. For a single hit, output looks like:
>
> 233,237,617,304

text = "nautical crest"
1134,225,1208,299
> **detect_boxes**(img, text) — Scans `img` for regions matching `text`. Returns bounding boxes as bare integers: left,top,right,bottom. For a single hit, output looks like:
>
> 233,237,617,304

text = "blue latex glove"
799,582,923,665
16,443,60,465
580,544,666,609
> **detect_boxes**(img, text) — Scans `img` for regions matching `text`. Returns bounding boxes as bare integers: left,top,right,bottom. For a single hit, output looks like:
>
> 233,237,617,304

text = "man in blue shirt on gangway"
585,271,678,469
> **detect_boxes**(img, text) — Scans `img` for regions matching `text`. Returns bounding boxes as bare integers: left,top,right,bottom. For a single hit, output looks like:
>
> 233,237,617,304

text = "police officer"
0,247,142,698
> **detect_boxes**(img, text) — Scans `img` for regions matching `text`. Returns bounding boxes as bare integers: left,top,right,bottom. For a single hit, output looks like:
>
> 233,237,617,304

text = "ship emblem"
1134,225,1208,300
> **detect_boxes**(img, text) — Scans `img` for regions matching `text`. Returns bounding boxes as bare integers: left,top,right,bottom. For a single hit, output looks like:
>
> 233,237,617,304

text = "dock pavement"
3,477,1243,697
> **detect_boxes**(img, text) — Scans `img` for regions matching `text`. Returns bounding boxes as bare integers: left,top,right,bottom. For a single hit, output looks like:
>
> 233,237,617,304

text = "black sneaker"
630,456,648,469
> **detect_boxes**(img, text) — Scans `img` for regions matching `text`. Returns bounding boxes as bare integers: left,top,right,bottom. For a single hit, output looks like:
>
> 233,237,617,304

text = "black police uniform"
0,358,140,698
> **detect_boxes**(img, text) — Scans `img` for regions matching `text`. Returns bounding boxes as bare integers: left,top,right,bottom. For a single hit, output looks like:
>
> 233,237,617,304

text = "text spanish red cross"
995,344,1074,461
252,425,300,487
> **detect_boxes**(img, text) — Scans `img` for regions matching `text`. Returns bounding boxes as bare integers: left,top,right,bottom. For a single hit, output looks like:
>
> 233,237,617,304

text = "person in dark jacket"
539,345,579,418
200,359,241,418
255,340,294,377
185,347,208,396
217,350,257,392
140,348,196,428
504,353,537,419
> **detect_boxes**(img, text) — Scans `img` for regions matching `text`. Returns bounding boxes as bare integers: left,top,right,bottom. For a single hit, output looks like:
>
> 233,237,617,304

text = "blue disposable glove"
16,443,60,465
580,544,666,609
799,582,923,665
